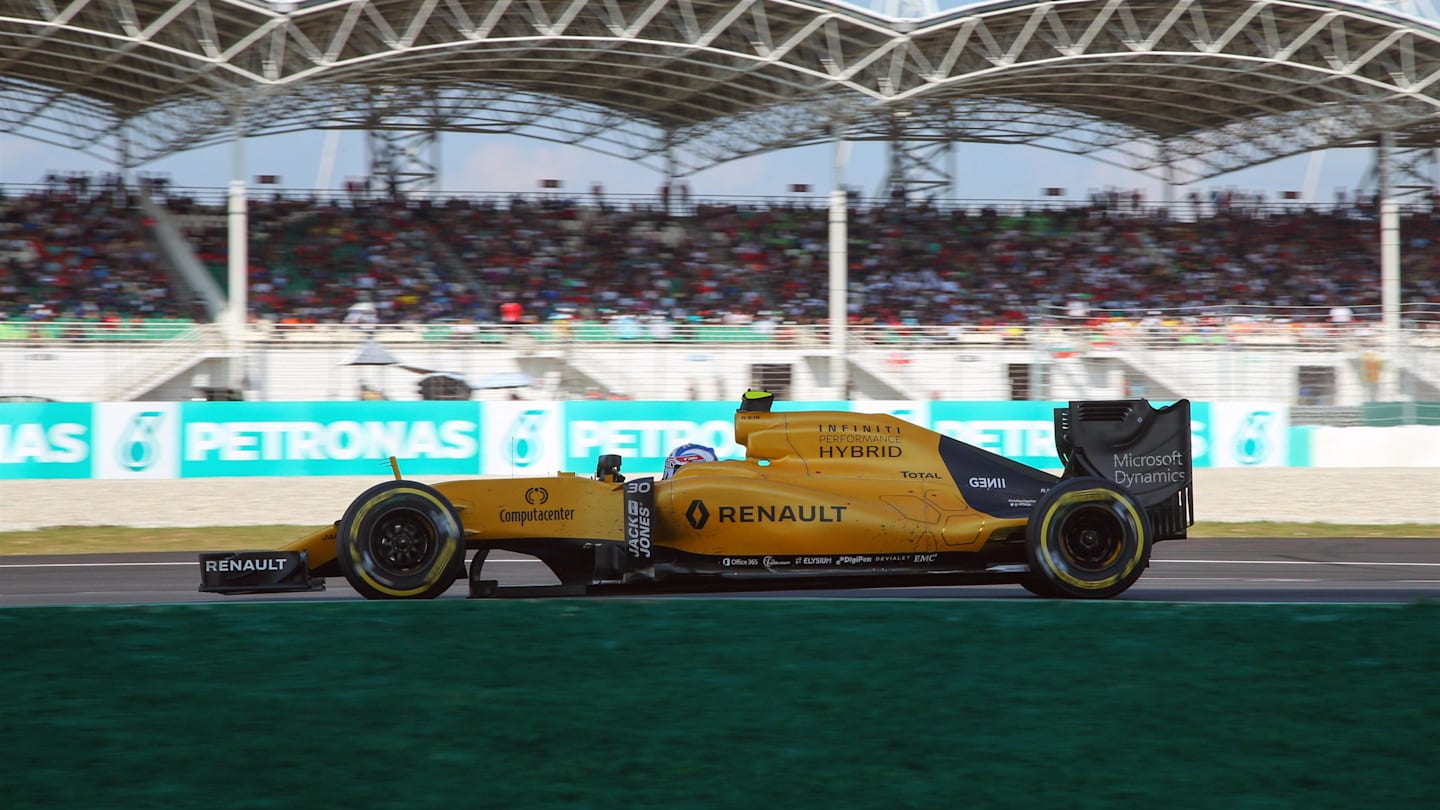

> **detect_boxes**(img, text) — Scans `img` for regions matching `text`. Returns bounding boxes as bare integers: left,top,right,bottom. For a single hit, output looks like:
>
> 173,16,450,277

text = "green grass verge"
0,600,1434,809
0,521,1436,557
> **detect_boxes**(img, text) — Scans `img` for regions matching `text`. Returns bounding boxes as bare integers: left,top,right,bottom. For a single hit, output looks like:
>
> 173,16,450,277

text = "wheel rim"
367,508,436,576
1058,505,1127,572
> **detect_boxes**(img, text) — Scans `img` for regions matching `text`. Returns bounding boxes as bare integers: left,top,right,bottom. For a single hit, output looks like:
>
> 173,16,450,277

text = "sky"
0,120,1384,207
0,0,1397,205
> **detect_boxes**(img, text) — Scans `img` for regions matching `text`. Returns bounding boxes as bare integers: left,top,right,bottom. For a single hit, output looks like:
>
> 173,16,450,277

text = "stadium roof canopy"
5,0,1440,184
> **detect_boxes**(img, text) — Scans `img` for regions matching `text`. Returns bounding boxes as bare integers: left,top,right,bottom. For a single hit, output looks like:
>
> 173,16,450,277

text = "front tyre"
337,480,465,600
1025,477,1152,599
1019,576,1065,598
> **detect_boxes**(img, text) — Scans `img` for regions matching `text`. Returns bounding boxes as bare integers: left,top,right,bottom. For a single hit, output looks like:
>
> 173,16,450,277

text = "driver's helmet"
662,443,717,479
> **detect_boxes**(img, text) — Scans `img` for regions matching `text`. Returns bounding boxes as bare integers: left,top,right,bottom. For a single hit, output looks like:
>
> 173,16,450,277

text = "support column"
366,127,439,197
829,126,850,400
1378,133,1402,402
227,112,249,396
879,109,953,205
662,134,676,216
117,128,133,196
316,127,340,191
1160,142,1176,213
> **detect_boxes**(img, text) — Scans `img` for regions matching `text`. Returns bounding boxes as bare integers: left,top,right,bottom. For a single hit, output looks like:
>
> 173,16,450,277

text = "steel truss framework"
5,0,1440,183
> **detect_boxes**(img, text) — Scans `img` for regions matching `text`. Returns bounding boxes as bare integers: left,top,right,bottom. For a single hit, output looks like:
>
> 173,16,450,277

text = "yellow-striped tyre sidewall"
337,481,463,600
1027,479,1151,599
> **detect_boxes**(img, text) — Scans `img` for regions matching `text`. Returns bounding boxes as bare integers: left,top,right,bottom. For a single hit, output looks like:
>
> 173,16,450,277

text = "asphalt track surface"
1,537,1437,606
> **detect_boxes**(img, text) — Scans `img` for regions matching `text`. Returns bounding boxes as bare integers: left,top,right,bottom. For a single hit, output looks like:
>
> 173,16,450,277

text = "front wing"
199,550,323,594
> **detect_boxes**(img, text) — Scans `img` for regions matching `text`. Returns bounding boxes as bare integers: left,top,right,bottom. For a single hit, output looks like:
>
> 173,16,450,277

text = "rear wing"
1054,399,1194,541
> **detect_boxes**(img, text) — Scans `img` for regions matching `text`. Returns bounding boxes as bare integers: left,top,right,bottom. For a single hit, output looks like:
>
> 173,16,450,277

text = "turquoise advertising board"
929,400,1073,470
0,399,1299,480
178,401,483,477
0,402,93,479
932,401,1290,469
926,400,1285,470
559,400,750,476
555,399,860,476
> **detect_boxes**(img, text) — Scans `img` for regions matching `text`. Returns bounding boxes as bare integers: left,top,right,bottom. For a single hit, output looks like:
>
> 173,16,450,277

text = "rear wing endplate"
1054,399,1194,541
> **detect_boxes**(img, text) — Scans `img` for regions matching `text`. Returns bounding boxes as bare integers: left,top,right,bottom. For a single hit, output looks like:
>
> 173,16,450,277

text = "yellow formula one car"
199,392,1193,600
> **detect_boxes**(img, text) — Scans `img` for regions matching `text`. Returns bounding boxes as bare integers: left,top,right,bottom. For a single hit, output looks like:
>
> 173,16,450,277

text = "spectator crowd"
3,176,1438,331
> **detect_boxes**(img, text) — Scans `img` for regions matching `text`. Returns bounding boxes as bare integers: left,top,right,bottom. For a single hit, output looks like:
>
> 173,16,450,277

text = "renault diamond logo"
685,499,710,530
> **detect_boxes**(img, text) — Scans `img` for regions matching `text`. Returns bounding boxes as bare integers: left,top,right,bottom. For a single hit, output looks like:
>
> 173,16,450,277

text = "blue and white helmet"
662,443,717,479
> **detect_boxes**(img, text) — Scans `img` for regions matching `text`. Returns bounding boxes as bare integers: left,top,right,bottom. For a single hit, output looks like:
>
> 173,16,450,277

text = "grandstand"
2,184,1438,407
3,0,1440,408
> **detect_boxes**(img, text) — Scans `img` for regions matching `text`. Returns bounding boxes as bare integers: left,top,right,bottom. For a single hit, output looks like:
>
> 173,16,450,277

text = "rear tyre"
337,480,465,600
1025,477,1152,599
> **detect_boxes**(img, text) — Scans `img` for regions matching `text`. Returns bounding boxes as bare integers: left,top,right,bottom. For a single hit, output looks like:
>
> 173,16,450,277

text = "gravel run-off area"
2,468,1437,531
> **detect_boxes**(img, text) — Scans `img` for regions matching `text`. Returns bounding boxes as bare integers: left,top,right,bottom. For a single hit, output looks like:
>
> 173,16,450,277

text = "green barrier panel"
1363,401,1440,426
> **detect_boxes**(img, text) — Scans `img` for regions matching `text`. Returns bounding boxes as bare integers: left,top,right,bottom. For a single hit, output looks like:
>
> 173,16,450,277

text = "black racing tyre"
1025,477,1152,599
336,480,465,600
1019,576,1066,599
